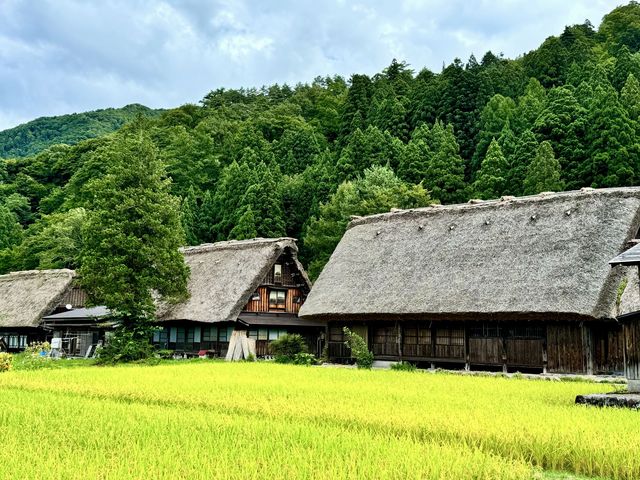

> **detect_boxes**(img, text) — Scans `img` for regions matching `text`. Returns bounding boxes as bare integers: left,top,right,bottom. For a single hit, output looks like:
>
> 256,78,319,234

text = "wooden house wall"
327,320,623,375
243,286,303,314
592,324,624,374
546,324,586,373
624,321,640,381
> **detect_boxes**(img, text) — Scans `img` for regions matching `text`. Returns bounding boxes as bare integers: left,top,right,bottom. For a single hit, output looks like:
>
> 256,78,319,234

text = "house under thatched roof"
158,237,311,324
0,269,76,328
300,187,640,323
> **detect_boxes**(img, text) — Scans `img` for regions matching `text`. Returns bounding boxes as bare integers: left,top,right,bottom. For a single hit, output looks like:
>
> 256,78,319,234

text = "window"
273,264,282,283
258,329,268,340
176,328,195,350
8,335,18,348
152,328,169,347
218,328,228,342
269,289,286,309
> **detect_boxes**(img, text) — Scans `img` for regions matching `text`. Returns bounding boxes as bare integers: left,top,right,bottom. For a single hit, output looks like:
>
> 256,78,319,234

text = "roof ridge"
348,186,640,229
0,269,76,281
181,237,297,254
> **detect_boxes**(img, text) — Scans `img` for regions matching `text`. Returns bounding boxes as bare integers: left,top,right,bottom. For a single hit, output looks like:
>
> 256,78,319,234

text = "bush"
343,327,374,369
391,361,416,372
12,341,55,371
24,341,51,356
0,353,12,372
292,352,317,366
269,334,307,362
96,328,155,364
155,349,174,360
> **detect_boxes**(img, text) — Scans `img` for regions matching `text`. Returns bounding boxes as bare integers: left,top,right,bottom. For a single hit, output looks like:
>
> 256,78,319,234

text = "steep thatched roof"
300,187,640,323
0,269,75,328
618,267,640,319
157,237,310,323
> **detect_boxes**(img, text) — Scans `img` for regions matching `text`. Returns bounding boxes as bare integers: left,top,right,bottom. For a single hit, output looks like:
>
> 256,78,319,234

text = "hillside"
1,1,640,278
0,104,162,158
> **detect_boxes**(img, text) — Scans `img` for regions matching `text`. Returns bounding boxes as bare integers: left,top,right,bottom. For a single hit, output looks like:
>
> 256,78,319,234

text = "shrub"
155,349,174,360
292,352,317,366
269,334,307,362
12,341,55,371
24,341,51,356
0,353,12,372
391,361,416,372
96,328,155,364
343,327,374,369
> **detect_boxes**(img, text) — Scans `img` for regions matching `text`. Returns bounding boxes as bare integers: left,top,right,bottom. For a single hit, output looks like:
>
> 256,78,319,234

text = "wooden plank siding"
544,324,586,373
243,286,303,314
469,338,502,365
327,321,624,374
592,323,624,374
624,321,640,381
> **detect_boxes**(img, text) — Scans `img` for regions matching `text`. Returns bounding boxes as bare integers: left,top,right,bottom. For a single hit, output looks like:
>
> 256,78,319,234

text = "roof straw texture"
300,187,640,322
0,269,75,328
157,237,304,323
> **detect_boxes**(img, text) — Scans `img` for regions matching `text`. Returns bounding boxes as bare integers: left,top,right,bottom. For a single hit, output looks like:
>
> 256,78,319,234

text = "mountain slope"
0,104,162,158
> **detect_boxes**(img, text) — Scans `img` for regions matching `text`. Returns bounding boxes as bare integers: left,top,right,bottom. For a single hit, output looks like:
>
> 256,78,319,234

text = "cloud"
0,0,622,130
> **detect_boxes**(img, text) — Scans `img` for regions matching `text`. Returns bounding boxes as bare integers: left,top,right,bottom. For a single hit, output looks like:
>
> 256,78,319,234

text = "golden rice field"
0,362,637,480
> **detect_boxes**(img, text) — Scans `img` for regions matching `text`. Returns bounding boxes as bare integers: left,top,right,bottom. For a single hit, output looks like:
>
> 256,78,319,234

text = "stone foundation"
575,393,640,409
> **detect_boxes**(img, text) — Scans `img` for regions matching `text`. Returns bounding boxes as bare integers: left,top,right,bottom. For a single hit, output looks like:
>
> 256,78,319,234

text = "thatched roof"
618,268,640,319
157,237,311,323
300,187,640,323
0,269,75,328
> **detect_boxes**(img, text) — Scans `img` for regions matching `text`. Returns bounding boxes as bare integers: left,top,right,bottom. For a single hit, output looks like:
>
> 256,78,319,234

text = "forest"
1,2,640,279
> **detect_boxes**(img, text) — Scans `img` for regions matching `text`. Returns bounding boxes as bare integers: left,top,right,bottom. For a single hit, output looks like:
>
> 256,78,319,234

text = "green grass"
0,362,636,479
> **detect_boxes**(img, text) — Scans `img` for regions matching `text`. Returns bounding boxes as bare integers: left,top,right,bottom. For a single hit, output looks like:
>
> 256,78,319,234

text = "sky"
0,0,623,130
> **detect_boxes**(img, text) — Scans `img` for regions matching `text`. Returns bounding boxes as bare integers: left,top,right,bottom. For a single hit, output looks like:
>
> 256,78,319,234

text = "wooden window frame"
269,289,286,310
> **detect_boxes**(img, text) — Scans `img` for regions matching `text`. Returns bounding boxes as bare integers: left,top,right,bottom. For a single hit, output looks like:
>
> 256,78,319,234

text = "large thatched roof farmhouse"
300,187,640,374
156,237,322,357
0,269,85,351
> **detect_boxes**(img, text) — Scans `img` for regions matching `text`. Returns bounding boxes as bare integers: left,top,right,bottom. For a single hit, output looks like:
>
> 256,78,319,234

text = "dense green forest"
2,2,640,279
0,104,161,158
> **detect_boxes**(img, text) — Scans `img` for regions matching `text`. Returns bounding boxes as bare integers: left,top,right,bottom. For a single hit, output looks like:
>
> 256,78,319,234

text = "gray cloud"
0,0,621,129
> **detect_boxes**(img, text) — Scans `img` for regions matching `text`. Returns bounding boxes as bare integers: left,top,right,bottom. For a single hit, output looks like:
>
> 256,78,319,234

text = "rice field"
0,362,637,480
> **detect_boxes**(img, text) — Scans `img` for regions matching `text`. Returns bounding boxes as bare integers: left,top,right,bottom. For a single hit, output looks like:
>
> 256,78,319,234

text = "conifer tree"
398,139,430,186
237,163,286,239
533,86,587,189
508,130,539,195
523,141,564,195
197,190,215,243
228,206,258,240
621,73,640,121
582,85,638,187
424,121,467,204
471,94,516,173
209,161,256,240
473,138,509,199
513,78,546,133
180,186,199,246
80,124,189,357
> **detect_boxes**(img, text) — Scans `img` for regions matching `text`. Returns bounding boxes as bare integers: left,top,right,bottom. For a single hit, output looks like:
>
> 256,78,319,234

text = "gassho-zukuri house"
0,237,324,358
154,237,323,356
300,186,640,375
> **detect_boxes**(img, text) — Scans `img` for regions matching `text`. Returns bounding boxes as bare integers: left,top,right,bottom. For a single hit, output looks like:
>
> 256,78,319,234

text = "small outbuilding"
300,187,640,374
